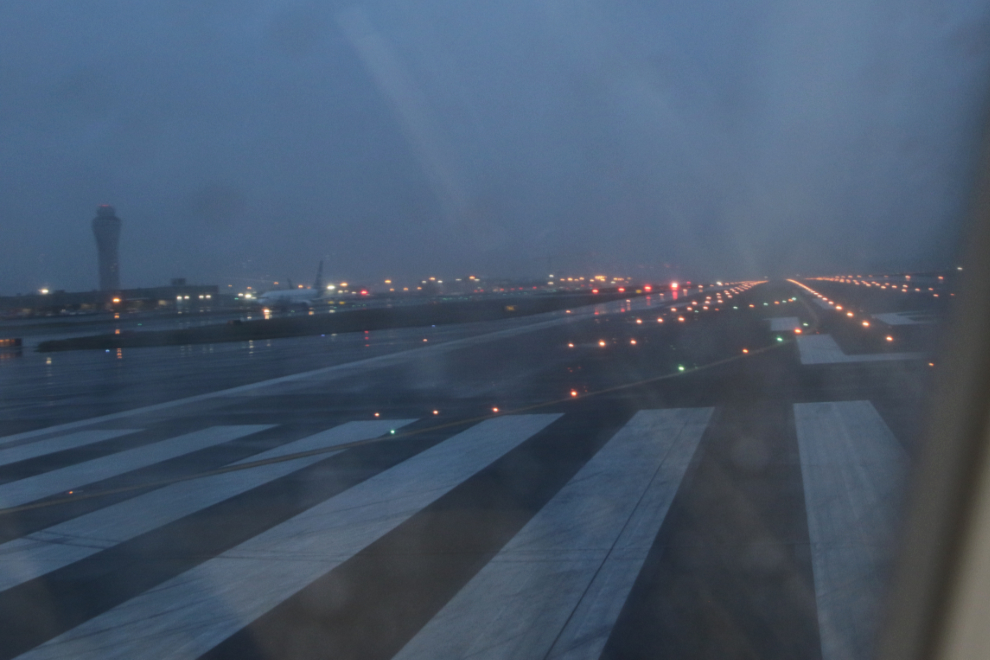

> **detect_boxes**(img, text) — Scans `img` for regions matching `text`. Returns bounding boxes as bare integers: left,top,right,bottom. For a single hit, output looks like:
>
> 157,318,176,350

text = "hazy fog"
1,0,989,293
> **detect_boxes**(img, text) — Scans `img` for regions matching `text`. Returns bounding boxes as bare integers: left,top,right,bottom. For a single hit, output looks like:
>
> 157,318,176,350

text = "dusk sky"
2,1,989,294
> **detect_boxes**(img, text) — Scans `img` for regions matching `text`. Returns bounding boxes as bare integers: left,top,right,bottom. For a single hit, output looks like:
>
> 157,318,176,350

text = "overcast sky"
1,1,989,294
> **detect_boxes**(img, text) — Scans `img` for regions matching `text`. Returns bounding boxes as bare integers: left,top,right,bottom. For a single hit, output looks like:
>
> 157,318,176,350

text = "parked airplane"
256,261,326,308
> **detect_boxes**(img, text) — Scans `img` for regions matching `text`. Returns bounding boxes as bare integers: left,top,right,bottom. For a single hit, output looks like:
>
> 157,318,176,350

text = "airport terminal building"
0,283,220,318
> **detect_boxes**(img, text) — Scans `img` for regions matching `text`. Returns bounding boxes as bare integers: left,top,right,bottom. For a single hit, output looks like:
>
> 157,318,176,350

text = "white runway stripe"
0,430,139,468
872,312,934,326
796,334,921,365
769,317,801,332
0,420,414,593
0,425,272,510
395,408,713,660
794,401,908,660
19,413,561,660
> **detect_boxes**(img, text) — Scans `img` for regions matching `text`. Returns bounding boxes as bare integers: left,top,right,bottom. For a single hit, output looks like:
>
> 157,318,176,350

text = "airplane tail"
314,260,324,291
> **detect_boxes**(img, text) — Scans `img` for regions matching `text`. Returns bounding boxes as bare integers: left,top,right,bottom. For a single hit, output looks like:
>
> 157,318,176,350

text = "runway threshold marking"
871,312,935,326
393,408,713,660
769,317,802,332
18,414,561,660
794,401,908,660
0,420,415,592
0,425,272,510
795,334,922,365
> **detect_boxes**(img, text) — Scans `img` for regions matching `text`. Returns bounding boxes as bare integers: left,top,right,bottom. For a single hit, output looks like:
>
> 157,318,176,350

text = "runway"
0,278,945,659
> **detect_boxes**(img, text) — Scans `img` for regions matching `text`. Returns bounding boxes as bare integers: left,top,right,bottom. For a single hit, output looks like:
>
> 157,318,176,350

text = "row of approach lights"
809,274,951,299
564,282,763,377
353,271,954,415
372,280,757,407
790,279,903,346
799,276,943,367
372,408,503,420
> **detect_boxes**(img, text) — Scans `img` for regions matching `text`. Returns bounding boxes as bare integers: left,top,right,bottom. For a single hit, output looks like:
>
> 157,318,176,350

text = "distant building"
0,284,219,317
92,204,121,291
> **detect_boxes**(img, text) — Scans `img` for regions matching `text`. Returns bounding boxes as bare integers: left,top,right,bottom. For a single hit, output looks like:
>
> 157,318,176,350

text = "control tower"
92,204,121,291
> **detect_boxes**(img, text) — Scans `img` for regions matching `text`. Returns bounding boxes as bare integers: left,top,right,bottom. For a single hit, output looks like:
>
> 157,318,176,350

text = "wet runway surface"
0,279,946,659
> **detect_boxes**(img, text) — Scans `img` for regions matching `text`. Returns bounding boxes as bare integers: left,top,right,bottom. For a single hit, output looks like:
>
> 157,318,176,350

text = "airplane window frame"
878,112,990,660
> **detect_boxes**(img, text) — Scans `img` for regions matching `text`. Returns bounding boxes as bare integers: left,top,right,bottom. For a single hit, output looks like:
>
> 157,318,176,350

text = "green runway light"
776,336,783,342
678,365,685,372
390,429,396,434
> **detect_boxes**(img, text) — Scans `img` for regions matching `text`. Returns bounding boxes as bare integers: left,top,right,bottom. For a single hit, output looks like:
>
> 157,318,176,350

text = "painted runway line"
0,425,272,510
769,317,801,332
794,401,908,660
19,414,561,660
394,408,713,660
795,334,921,365
0,420,413,592
0,430,138,467
872,312,935,326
